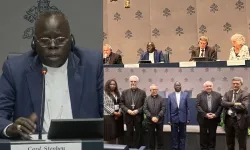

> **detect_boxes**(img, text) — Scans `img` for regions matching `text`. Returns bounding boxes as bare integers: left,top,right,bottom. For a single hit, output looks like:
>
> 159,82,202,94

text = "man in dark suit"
167,81,190,150
103,44,123,64
189,36,217,61
120,75,146,148
0,11,103,140
221,77,249,150
144,84,166,150
140,42,165,63
196,81,222,150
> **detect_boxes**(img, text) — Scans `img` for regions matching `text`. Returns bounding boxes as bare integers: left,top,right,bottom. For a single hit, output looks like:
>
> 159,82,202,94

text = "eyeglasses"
36,36,69,48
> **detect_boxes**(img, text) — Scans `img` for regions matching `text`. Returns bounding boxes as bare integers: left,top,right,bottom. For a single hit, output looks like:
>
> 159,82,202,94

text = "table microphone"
39,67,47,140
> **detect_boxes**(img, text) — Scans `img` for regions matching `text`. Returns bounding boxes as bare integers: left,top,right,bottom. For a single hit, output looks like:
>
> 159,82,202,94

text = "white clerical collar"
43,59,68,73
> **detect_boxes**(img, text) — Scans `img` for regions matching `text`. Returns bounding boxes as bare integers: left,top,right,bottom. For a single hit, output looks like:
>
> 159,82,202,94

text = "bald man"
103,44,123,64
0,11,103,140
139,42,165,63
120,75,146,148
168,81,190,150
196,81,222,150
144,84,166,150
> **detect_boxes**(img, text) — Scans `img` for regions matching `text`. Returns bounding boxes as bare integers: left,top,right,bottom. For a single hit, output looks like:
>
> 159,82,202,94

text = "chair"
162,51,170,63
7,52,23,60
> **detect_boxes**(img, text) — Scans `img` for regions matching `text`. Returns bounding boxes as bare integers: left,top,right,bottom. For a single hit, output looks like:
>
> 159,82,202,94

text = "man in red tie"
189,36,217,61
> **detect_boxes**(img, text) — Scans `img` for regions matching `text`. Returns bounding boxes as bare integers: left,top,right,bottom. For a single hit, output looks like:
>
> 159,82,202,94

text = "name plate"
179,62,196,67
11,142,81,150
124,64,139,68
227,60,245,66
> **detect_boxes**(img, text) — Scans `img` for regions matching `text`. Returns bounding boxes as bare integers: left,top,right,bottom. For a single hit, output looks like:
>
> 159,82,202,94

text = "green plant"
219,112,250,136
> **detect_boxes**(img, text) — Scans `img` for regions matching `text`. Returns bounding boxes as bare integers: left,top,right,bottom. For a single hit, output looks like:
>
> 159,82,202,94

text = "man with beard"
120,75,146,148
167,81,190,150
0,11,103,140
196,81,222,150
139,42,165,63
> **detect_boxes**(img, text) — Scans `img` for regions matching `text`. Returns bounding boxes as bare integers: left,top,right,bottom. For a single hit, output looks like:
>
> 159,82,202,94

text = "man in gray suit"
144,84,166,150
221,77,249,150
196,81,222,150
120,75,146,148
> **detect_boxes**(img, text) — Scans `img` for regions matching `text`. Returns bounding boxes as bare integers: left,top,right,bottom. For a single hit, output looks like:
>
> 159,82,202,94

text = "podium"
0,139,103,150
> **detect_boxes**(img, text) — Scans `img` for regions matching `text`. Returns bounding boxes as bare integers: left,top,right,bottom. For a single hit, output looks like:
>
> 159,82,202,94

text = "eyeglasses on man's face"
36,36,69,48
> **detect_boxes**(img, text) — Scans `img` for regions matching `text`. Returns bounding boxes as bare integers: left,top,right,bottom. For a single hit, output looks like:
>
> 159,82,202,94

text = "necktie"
230,92,237,117
201,50,204,57
233,92,237,103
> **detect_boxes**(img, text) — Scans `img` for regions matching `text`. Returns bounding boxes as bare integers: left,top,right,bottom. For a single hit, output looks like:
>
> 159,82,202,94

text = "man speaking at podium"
0,11,103,140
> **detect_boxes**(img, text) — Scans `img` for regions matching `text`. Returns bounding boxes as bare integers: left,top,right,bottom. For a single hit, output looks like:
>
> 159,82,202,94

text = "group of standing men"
120,76,249,150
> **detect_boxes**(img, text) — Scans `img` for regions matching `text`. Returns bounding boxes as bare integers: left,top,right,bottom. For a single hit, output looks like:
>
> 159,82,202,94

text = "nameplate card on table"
11,141,81,150
226,60,245,66
124,64,139,68
179,62,196,67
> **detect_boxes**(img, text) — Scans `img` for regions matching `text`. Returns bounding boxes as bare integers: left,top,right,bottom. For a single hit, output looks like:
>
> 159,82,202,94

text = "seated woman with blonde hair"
229,33,249,60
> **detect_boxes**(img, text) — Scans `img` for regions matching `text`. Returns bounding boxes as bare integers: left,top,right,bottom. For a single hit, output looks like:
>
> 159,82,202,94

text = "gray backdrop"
0,0,103,69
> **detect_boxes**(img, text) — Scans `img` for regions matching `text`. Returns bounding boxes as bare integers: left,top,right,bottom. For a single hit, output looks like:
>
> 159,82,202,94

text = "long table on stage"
104,60,250,68
0,139,103,150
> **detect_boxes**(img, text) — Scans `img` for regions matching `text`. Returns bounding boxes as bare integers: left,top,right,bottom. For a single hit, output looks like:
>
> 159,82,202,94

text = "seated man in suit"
139,42,165,63
189,36,217,61
167,81,190,150
0,11,103,140
103,44,123,64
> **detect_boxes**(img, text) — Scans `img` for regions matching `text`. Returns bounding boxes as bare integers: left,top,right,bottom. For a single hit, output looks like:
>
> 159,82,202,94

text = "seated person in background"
228,33,249,60
103,44,123,64
189,36,217,61
0,11,103,140
139,42,165,63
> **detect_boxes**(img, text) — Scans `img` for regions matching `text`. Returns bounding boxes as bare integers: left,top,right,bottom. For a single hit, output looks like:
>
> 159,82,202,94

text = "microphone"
39,67,47,140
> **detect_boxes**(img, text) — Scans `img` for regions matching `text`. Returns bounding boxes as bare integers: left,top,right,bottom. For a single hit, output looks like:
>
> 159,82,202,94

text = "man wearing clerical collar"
120,75,146,148
0,11,103,140
144,84,166,150
139,42,165,63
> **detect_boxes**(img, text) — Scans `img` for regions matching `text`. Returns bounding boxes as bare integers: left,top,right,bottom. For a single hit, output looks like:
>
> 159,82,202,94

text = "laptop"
47,118,103,139
138,60,151,64
192,57,208,61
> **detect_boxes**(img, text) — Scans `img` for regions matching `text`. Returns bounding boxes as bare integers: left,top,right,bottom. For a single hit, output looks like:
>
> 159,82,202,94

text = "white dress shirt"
3,59,73,136
175,92,181,108
43,59,73,132
149,52,155,63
